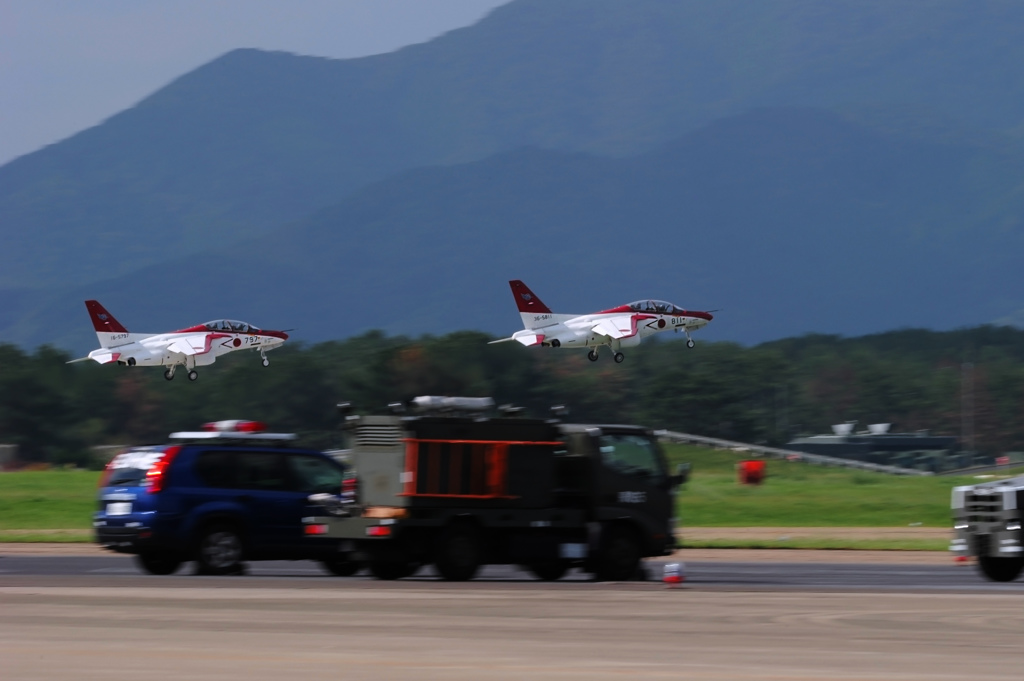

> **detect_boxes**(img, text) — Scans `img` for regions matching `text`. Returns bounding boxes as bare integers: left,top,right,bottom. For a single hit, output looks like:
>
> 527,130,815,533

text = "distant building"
0,444,16,470
785,422,962,472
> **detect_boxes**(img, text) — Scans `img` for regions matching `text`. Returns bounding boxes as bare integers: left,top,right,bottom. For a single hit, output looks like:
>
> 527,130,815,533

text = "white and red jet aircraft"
69,300,289,381
490,280,713,363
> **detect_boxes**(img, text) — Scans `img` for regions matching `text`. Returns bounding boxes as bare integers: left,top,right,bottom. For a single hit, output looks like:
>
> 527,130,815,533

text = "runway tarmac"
3,553,1024,680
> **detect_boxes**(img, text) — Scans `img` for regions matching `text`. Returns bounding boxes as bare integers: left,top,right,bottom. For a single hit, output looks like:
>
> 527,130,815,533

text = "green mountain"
4,0,1024,295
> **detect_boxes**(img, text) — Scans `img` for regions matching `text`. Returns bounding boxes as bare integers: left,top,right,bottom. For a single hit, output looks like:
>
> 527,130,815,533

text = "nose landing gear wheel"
587,350,599,362
261,357,270,367
163,369,175,381
613,352,625,363
187,370,199,381
686,339,695,348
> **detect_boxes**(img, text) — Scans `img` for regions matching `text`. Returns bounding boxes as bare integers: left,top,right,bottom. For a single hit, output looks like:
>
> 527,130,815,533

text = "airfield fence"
655,430,933,476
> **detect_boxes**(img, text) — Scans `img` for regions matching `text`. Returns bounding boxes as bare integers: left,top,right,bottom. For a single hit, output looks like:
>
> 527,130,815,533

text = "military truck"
315,396,687,581
951,477,1024,581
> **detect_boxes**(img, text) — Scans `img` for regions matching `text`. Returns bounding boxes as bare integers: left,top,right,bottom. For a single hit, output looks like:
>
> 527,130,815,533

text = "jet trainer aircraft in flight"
69,300,289,381
490,280,713,363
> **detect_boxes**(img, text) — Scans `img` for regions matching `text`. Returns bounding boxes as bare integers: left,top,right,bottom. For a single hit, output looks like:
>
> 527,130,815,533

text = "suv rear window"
105,448,168,487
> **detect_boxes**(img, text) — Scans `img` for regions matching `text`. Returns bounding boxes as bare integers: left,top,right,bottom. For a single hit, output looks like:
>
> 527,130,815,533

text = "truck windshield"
598,434,663,481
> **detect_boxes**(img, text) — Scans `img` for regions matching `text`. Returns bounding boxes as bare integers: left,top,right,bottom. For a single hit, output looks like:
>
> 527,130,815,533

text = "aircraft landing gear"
686,338,695,349
163,368,175,381
187,370,199,382
550,339,561,348
127,357,136,366
613,352,625,363
587,349,599,362
261,352,270,367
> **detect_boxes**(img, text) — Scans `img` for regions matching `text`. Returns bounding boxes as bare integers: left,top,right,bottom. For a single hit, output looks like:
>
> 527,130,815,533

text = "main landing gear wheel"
163,369,175,381
587,350,599,362
686,339,696,349
550,339,561,348
187,370,199,382
613,352,625,363
126,357,136,366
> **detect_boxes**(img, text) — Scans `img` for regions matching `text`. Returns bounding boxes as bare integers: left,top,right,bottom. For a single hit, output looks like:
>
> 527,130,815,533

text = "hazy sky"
0,0,508,166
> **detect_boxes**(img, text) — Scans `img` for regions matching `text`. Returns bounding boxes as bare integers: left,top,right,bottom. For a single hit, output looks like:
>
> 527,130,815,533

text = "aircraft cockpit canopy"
203,320,252,333
628,300,680,314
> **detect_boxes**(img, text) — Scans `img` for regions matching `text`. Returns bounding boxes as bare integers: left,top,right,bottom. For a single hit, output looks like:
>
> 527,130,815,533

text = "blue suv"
94,421,353,576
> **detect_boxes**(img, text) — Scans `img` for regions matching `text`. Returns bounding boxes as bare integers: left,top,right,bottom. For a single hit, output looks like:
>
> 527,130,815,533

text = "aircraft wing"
590,314,655,340
488,330,546,347
164,333,229,356
513,332,545,347
66,349,122,365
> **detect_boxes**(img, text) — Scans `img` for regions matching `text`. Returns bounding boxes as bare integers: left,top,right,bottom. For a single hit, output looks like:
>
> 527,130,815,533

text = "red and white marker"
663,562,685,587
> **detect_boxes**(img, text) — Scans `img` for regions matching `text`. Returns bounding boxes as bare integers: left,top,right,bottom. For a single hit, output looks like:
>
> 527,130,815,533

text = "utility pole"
961,362,974,455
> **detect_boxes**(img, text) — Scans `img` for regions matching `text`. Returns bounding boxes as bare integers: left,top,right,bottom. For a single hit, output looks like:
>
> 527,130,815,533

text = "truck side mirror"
670,462,691,486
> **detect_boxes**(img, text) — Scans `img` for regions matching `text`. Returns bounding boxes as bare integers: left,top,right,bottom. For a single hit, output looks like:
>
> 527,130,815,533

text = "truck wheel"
134,551,182,575
195,524,244,575
321,556,362,577
594,528,640,582
435,526,481,581
369,560,419,580
977,555,1024,582
529,562,569,581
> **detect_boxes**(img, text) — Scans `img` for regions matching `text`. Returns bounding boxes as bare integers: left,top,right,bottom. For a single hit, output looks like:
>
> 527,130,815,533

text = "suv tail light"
145,445,182,494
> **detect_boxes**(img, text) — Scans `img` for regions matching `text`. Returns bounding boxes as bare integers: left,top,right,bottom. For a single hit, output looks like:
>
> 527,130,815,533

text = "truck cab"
317,397,685,581
951,476,1024,582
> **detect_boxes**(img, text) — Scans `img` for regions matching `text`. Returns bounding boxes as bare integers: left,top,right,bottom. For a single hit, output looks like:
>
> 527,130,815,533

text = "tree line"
2,325,1023,467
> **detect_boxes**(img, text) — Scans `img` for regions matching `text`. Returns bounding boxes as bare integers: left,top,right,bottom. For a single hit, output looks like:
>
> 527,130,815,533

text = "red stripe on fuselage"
172,324,288,341
595,303,713,322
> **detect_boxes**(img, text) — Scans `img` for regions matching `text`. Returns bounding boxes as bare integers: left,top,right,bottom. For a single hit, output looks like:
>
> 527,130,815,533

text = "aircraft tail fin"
508,280,553,330
85,300,129,348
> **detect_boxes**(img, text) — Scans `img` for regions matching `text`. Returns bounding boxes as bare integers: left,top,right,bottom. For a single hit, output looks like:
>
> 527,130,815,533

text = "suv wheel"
134,551,183,576
196,524,244,575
